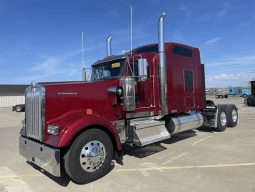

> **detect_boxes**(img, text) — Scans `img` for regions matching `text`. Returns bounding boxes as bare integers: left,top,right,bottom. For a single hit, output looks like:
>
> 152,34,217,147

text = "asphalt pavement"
0,95,255,192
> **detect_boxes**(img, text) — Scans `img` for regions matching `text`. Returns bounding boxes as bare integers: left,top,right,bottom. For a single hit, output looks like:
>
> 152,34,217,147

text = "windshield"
91,59,125,81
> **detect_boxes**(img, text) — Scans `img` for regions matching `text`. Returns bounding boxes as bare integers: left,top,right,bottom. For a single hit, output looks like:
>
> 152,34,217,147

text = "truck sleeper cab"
19,12,239,184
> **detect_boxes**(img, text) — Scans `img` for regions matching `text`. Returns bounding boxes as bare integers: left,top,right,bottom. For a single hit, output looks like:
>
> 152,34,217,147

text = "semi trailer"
19,12,239,184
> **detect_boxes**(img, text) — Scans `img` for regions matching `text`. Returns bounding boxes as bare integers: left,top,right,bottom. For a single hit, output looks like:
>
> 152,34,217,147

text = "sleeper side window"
185,71,193,89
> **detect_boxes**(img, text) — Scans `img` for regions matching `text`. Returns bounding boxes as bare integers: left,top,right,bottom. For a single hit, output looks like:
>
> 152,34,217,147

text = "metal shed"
0,85,29,107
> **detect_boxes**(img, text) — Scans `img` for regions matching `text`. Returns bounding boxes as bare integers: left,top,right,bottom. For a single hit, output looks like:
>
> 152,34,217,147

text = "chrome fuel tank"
165,111,203,134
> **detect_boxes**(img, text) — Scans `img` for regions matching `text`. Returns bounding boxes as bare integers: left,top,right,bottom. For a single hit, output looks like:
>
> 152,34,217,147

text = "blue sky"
0,0,255,88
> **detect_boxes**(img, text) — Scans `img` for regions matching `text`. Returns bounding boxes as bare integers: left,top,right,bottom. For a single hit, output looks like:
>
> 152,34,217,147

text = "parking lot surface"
0,96,255,192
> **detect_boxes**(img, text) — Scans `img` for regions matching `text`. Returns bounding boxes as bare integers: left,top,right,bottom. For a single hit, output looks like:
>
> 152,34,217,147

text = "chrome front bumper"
19,136,61,177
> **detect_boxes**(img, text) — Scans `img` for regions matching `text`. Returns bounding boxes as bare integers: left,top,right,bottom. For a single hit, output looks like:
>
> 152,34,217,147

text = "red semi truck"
19,13,238,184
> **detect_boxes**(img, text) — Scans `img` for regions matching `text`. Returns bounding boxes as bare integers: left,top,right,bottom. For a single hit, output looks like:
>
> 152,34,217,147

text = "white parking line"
162,153,188,165
192,136,212,146
114,162,255,172
1,163,255,179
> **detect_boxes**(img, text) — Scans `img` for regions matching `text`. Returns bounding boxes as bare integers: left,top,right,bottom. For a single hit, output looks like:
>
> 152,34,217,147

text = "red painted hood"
39,79,122,124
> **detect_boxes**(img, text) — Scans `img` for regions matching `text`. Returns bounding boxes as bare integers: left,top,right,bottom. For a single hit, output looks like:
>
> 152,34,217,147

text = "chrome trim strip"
19,136,60,177
126,111,154,119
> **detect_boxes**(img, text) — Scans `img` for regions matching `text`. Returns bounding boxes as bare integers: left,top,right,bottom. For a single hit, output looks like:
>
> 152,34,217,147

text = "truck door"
128,58,154,115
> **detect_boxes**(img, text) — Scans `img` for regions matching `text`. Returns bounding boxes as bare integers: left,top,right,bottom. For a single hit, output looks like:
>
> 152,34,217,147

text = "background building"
0,85,29,107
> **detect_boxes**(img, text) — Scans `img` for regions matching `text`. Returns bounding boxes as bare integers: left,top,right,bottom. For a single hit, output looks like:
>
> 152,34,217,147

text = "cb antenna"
131,5,133,55
82,31,84,68
82,32,86,81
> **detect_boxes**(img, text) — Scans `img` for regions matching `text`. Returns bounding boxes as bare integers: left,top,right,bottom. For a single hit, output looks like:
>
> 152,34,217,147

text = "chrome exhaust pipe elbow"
106,35,113,56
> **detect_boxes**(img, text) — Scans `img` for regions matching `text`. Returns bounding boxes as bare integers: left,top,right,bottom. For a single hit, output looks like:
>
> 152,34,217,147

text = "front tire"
64,129,113,184
215,106,227,132
226,105,238,127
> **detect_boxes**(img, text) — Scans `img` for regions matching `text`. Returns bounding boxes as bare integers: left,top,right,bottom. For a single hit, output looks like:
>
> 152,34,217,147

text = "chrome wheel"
80,140,106,172
220,112,227,126
232,109,237,122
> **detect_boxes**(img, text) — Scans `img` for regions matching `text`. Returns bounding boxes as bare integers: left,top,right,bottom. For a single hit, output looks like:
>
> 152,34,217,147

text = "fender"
44,109,122,150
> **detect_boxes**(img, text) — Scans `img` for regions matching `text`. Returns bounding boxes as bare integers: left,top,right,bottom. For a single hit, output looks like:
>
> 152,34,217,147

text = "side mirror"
138,59,148,81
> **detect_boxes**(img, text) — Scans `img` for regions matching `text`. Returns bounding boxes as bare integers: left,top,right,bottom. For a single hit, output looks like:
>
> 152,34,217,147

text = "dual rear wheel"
215,105,238,132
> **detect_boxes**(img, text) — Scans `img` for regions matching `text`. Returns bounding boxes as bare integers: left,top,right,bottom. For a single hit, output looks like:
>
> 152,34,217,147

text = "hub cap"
232,109,237,122
220,112,227,126
80,140,106,172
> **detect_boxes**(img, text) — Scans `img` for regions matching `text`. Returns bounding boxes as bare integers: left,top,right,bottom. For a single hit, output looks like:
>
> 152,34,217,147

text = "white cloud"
205,37,223,44
218,9,227,18
30,57,61,76
206,71,255,88
179,5,192,18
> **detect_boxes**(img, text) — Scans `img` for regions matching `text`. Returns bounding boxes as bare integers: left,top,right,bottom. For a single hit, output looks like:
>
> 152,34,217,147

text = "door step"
128,117,170,146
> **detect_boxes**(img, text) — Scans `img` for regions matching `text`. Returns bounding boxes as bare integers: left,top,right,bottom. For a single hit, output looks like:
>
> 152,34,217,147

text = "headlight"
47,125,59,136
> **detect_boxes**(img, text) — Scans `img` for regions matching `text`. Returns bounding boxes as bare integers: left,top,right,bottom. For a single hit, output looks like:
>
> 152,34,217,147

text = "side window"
172,46,192,57
185,71,193,89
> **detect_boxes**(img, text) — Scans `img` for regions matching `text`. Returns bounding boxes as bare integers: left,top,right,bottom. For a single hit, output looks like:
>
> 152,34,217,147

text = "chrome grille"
25,84,45,142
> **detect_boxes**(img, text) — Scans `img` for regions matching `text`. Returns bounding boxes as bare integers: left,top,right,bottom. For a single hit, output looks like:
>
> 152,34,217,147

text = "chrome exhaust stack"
106,35,112,56
158,12,168,117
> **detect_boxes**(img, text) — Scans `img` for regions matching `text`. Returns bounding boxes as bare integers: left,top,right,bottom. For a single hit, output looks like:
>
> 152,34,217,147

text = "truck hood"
40,79,122,123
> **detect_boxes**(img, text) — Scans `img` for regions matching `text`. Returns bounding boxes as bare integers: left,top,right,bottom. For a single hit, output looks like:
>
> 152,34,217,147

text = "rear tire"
226,105,238,127
64,129,113,184
214,106,227,132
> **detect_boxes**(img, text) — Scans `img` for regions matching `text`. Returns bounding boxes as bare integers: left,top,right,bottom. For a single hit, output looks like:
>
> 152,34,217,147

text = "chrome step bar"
128,117,170,146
